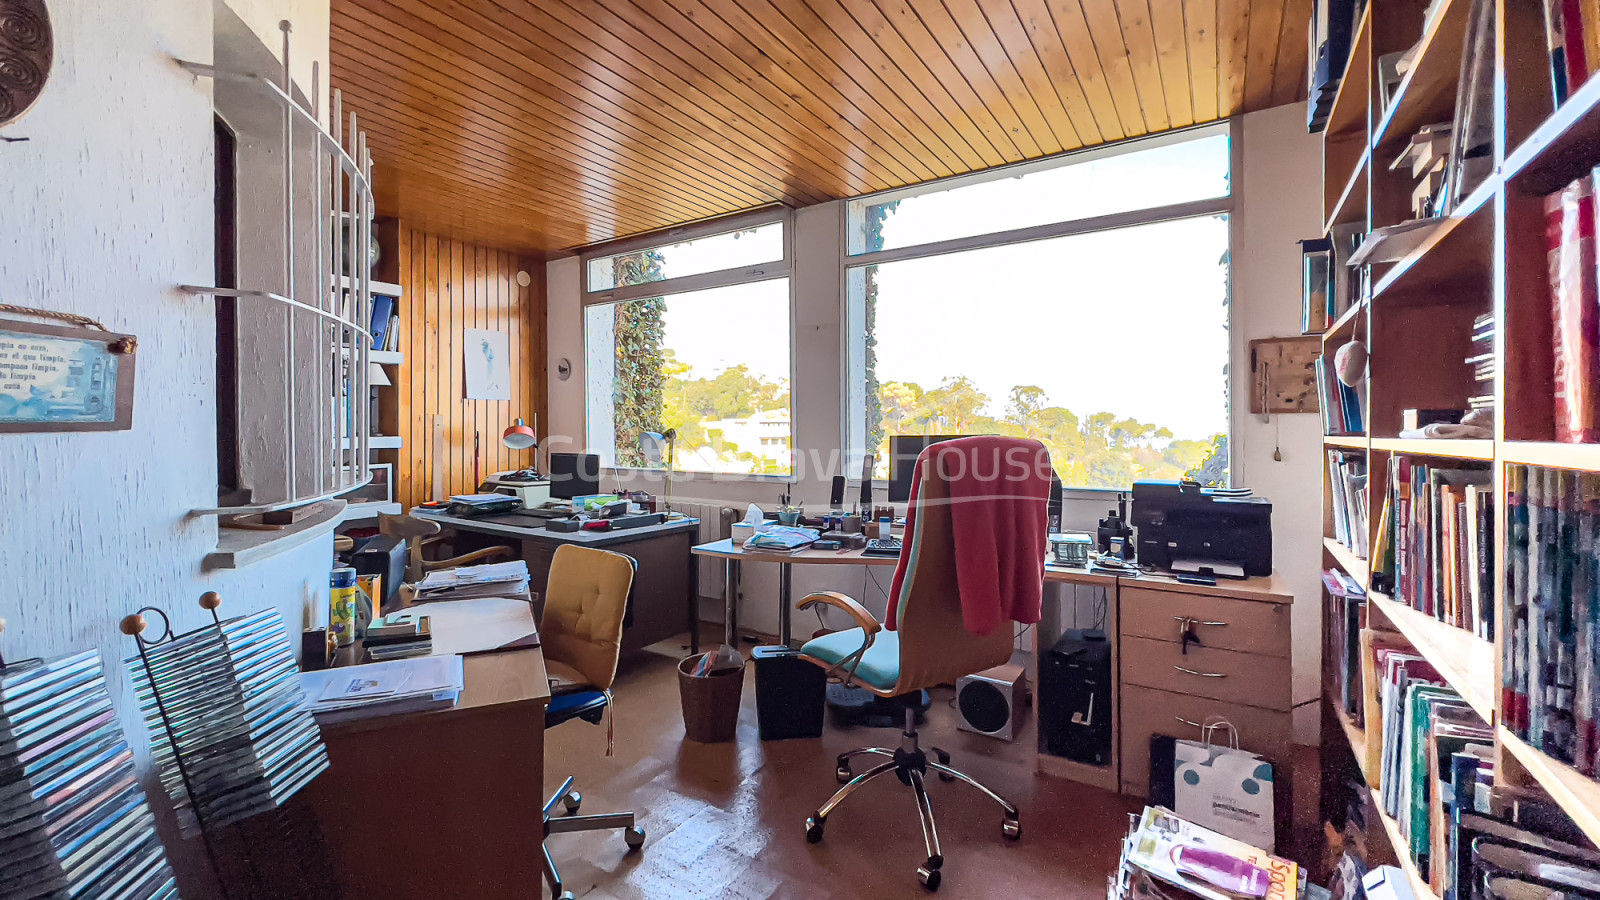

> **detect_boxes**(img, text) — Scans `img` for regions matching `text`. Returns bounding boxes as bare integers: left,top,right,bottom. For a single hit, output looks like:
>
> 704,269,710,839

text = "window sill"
203,500,345,571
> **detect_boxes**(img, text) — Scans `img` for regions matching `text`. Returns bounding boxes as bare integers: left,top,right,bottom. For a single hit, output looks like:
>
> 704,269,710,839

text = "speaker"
1039,629,1113,764
955,663,1026,741
830,475,846,508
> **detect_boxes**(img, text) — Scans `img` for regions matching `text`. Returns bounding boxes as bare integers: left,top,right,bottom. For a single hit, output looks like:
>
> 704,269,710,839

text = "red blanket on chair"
886,436,1050,636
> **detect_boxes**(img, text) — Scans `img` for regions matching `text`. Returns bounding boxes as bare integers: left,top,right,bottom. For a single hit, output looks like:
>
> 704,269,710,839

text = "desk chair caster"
541,775,646,900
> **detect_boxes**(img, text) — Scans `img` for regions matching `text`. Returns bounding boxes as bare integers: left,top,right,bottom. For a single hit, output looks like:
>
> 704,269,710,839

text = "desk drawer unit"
1119,636,1291,710
1118,683,1294,797
1120,586,1290,657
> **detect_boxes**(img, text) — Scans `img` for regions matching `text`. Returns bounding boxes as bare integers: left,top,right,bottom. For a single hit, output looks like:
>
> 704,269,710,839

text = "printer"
1130,480,1272,578
483,470,551,508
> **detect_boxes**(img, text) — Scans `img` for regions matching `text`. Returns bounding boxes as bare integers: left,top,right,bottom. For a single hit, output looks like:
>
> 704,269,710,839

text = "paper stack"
416,560,531,601
1109,807,1308,900
299,655,465,724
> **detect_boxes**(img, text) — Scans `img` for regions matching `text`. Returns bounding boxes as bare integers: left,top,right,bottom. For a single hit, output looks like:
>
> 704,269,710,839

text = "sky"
591,129,1233,442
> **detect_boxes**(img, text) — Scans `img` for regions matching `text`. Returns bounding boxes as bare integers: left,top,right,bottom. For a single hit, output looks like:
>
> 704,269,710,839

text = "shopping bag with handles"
1171,717,1277,851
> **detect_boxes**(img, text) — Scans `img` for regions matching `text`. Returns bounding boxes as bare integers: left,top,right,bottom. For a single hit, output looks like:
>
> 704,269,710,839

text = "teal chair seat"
799,629,901,693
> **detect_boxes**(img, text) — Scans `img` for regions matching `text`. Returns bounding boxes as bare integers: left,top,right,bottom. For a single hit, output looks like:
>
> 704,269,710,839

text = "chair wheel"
917,865,942,891
1003,813,1021,841
932,748,955,782
835,764,851,784
562,791,582,814
805,814,825,843
557,893,575,900
624,825,646,849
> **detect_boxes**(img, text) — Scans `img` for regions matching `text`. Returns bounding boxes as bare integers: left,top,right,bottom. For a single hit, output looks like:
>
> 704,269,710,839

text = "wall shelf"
1324,434,1370,449
1499,441,1600,469
343,435,403,450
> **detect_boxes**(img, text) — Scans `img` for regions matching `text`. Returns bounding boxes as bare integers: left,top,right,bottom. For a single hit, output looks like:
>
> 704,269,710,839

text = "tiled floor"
540,637,1142,899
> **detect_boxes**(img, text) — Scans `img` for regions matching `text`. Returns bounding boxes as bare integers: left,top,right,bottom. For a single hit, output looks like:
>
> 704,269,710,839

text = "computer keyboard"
863,538,903,557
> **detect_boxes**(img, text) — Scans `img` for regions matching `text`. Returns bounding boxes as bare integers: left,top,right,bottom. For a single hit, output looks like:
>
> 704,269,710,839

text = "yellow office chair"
797,447,1040,891
538,544,645,900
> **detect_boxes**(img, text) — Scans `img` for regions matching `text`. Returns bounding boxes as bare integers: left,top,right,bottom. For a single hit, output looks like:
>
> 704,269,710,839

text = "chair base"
541,775,646,900
803,708,1021,892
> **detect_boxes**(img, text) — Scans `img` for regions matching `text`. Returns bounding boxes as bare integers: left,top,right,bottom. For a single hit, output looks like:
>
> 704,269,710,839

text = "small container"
329,567,359,647
731,522,757,544
778,509,801,526
878,516,892,539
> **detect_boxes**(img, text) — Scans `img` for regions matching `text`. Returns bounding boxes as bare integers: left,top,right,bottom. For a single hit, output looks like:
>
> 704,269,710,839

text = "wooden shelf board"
1371,187,1494,304
1372,0,1468,150
1324,536,1372,588
337,500,401,524
1499,727,1600,849
1325,298,1367,339
1506,69,1600,195
336,274,404,297
1368,438,1495,460
1326,147,1373,234
342,435,403,450
1500,441,1600,470
1325,5,1374,142
1329,705,1439,900
1366,590,1496,724
1325,434,1370,449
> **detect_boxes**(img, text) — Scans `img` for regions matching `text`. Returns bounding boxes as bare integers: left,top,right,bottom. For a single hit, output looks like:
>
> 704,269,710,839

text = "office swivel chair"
797,439,1047,891
538,544,646,900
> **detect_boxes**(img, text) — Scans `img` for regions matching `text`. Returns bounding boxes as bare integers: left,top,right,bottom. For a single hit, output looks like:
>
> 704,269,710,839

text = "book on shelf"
1545,175,1600,442
1318,358,1367,436
1504,465,1600,778
1541,0,1600,105
370,294,395,354
1370,458,1493,636
1329,449,1370,558
1324,578,1368,719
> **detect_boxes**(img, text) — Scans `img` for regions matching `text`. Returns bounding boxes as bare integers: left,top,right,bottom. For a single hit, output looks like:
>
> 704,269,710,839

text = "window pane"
586,222,785,292
586,280,792,475
847,130,1229,255
846,216,1231,489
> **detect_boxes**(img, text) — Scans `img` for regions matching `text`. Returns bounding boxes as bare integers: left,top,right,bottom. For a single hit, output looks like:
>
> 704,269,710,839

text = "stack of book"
1328,449,1370,558
1108,807,1304,900
1317,359,1366,436
1503,465,1600,777
1323,569,1368,719
1545,175,1600,443
1370,458,1494,637
126,608,328,837
0,650,178,900
1466,312,1495,414
363,616,433,661
1541,0,1600,106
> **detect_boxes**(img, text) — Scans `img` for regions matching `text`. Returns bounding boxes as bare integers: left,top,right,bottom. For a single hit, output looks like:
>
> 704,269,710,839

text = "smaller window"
587,221,785,292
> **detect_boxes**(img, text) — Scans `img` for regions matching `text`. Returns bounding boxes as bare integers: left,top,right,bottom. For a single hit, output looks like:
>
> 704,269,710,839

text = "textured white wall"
0,1,331,891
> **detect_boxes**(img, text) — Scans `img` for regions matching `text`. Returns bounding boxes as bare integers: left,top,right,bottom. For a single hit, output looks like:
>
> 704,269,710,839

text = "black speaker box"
1039,628,1113,765
752,646,826,741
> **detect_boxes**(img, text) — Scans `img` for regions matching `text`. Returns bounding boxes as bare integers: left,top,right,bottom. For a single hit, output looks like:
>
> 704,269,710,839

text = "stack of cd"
0,649,178,900
127,608,327,838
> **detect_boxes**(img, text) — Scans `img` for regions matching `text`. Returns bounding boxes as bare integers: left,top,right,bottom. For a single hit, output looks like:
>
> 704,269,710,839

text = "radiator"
674,500,738,600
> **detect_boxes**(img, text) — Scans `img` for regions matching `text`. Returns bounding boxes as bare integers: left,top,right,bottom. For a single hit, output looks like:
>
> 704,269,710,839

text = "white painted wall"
549,105,1325,741
0,1,332,893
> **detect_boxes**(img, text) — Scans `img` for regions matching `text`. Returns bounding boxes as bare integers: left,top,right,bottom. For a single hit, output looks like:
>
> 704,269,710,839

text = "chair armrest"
423,545,516,571
797,591,881,636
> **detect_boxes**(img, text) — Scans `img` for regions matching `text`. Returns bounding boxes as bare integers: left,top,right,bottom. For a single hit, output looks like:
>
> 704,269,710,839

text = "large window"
846,124,1233,489
583,210,792,475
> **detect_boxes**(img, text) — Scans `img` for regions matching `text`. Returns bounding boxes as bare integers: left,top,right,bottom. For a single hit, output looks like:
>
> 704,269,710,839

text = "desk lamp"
503,415,539,478
639,429,676,513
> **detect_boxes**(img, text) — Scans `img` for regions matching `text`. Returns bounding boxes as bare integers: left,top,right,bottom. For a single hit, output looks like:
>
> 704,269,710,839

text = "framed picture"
0,318,137,432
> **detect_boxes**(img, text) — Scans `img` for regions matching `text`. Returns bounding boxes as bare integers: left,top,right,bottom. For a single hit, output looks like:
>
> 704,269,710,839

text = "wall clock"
0,0,51,126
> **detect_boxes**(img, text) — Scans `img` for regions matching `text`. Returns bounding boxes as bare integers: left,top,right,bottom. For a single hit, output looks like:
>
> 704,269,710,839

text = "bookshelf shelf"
1367,438,1495,460
1326,148,1372,233
1366,591,1496,724
1499,728,1600,848
1370,189,1494,304
1325,5,1373,143
1499,441,1600,470
1324,434,1369,449
1330,708,1440,900
1372,0,1469,151
1505,69,1600,194
1324,536,1370,587
1326,297,1366,338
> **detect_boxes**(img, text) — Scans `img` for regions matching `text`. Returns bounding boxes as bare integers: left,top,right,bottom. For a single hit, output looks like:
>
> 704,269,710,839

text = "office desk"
419,510,702,654
296,647,551,900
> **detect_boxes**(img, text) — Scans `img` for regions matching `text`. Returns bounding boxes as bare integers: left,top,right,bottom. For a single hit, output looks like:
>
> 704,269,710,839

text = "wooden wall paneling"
1109,0,1173,133
1242,0,1288,111
868,0,1037,160
1147,0,1196,128
1185,0,1220,123
1214,0,1252,116
965,0,1103,145
1038,0,1145,138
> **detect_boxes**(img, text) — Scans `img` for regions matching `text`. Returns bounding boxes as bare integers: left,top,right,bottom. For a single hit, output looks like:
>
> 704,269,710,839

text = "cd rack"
123,593,334,900
0,618,180,900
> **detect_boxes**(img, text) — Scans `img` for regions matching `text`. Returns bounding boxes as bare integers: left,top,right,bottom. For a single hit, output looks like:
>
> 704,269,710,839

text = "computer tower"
1039,629,1113,765
752,646,826,740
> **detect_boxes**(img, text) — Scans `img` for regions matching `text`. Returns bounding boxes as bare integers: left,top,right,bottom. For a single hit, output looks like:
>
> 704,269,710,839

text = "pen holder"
777,509,801,526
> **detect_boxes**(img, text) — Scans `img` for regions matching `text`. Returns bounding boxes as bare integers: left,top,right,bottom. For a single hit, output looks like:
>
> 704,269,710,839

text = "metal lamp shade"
502,417,537,450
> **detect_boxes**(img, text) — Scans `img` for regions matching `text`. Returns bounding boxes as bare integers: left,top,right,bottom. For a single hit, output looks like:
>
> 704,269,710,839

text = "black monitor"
548,452,601,500
888,434,965,503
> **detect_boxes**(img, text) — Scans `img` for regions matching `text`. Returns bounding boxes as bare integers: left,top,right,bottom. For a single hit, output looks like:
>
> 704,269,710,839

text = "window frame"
579,206,799,479
840,121,1241,494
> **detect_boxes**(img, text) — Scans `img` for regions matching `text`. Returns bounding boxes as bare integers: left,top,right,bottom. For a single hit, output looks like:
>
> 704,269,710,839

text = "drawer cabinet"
1120,586,1290,657
1119,635,1291,710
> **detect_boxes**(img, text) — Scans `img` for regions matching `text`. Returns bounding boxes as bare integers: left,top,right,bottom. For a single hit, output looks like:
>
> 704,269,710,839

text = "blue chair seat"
546,689,609,728
799,628,900,693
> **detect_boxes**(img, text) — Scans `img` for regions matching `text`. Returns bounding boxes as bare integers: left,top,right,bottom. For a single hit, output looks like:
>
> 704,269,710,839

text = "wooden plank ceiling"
330,0,1309,256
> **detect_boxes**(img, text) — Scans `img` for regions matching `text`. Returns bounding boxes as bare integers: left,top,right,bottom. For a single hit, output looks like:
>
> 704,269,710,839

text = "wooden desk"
297,648,551,900
420,510,702,654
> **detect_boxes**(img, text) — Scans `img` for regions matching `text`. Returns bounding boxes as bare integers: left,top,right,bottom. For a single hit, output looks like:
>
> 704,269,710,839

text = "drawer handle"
1172,616,1227,627
1174,665,1226,678
1175,716,1203,728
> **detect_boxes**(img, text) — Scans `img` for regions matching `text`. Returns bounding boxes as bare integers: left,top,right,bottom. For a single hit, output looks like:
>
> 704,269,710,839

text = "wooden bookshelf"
1328,708,1439,900
1318,0,1600,859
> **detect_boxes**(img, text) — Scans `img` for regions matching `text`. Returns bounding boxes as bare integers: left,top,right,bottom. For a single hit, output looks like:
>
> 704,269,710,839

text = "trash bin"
678,653,745,743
